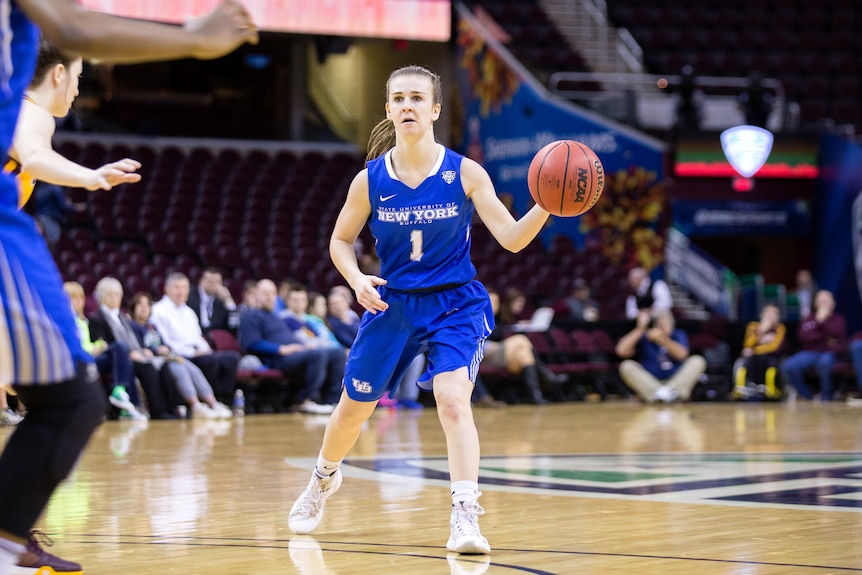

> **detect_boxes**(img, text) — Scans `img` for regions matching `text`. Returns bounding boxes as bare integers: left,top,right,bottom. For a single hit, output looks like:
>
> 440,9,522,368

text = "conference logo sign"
720,125,774,178
310,452,862,512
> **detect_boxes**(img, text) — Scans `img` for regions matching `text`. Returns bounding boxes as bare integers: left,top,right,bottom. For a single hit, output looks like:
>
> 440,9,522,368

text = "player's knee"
435,388,472,422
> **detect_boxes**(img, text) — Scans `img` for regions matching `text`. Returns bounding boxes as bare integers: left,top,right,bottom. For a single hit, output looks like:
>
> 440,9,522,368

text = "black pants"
133,361,180,419
0,364,106,539
741,354,779,387
190,351,240,404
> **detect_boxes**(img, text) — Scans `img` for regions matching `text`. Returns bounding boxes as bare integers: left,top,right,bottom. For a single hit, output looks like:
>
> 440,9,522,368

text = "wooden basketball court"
4,401,862,574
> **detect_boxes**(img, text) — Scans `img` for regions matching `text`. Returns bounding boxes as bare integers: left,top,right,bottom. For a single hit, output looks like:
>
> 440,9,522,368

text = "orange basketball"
527,140,605,217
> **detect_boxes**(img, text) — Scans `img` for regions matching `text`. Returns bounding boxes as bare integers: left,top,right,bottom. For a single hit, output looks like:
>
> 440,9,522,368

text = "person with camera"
615,310,706,403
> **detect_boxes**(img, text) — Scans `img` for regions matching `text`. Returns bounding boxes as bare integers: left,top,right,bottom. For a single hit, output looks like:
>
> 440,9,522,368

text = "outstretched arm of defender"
17,0,258,63
11,102,141,190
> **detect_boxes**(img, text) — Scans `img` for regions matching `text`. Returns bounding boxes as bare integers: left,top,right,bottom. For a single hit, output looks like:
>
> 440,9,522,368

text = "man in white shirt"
151,273,240,404
625,267,673,320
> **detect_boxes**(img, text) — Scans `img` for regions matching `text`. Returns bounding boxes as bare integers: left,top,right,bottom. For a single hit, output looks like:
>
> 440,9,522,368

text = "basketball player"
288,65,552,555
9,39,143,210
0,2,257,575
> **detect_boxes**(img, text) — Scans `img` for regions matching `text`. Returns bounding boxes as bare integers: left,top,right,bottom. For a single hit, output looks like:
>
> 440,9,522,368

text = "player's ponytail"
366,119,396,164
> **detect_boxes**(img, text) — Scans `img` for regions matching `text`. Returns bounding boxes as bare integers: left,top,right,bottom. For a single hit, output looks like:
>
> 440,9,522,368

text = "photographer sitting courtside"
615,310,706,403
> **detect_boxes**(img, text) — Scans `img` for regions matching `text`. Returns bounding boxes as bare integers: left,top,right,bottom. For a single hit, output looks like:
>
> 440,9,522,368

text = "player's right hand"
353,275,389,315
185,0,259,60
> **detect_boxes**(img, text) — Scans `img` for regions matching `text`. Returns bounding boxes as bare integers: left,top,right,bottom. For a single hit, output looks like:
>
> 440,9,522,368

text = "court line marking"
60,534,862,572
285,452,862,513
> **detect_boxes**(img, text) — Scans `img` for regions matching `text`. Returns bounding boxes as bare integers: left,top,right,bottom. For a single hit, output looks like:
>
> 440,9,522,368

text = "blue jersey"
0,3,86,386
367,145,477,291
0,2,38,210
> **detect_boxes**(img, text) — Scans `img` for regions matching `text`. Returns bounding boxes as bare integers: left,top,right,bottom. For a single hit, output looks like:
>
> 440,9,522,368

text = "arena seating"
464,0,592,82
606,0,862,130
52,140,633,319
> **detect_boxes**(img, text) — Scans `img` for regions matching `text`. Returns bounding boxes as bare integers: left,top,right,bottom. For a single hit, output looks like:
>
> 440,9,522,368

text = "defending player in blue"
0,3,257,574
288,65,553,555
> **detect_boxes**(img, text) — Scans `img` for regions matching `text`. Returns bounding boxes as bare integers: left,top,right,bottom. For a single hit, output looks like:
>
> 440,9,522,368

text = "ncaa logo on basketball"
720,125,773,178
441,170,456,184
352,378,373,394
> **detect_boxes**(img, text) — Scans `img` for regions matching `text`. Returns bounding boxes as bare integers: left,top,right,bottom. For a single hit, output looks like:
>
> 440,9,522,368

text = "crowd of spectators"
4,261,860,428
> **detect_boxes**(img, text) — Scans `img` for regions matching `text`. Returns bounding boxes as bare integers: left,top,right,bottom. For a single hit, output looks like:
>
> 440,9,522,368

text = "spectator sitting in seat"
238,279,337,414
846,337,862,407
326,288,361,349
792,269,817,318
88,277,180,419
238,280,259,316
280,283,347,403
733,303,785,400
276,279,293,313
498,287,534,327
625,266,672,320
187,267,239,334
781,290,846,401
305,291,344,350
554,278,599,322
26,182,85,248
483,290,567,405
63,280,145,420
129,292,231,419
615,310,706,403
150,272,240,406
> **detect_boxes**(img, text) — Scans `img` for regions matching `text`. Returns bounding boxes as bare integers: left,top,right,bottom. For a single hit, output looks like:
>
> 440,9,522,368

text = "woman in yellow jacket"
734,303,786,400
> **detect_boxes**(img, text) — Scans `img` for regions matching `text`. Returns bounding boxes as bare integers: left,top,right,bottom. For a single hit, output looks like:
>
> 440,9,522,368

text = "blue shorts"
342,280,494,401
0,206,89,387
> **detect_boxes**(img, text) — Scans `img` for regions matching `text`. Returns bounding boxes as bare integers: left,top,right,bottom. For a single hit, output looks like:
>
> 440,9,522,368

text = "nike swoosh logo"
380,194,397,202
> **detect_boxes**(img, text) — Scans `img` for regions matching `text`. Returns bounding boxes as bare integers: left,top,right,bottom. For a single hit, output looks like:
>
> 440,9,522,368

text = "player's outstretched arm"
17,0,258,63
330,170,389,315
12,101,141,190
463,157,550,253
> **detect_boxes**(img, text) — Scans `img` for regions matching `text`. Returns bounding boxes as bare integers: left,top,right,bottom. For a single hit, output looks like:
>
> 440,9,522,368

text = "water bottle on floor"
232,389,245,417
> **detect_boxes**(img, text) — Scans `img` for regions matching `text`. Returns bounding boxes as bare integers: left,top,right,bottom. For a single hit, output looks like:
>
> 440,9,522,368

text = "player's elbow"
500,238,529,253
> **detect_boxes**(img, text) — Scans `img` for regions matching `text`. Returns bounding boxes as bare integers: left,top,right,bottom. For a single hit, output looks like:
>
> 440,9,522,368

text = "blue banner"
454,5,664,253
671,200,811,237
816,132,862,335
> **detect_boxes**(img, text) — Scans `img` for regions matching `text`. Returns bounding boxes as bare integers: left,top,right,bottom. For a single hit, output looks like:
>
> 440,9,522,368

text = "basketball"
527,140,605,217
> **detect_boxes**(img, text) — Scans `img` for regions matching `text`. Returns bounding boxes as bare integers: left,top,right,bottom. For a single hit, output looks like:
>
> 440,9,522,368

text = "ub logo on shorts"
352,378,373,394
441,170,456,184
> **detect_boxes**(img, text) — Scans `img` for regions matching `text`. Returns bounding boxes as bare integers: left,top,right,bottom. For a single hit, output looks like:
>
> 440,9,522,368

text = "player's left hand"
90,159,142,190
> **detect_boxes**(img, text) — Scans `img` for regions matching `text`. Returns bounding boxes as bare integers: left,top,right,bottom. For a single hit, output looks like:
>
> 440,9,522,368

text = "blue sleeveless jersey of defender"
367,146,476,291
0,3,86,385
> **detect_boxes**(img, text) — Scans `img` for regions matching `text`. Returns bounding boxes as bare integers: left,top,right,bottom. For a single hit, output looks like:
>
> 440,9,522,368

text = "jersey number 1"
410,230,424,261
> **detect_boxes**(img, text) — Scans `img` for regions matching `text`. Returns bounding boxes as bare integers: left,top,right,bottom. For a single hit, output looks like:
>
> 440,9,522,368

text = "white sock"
0,538,26,573
315,454,342,477
451,480,479,505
